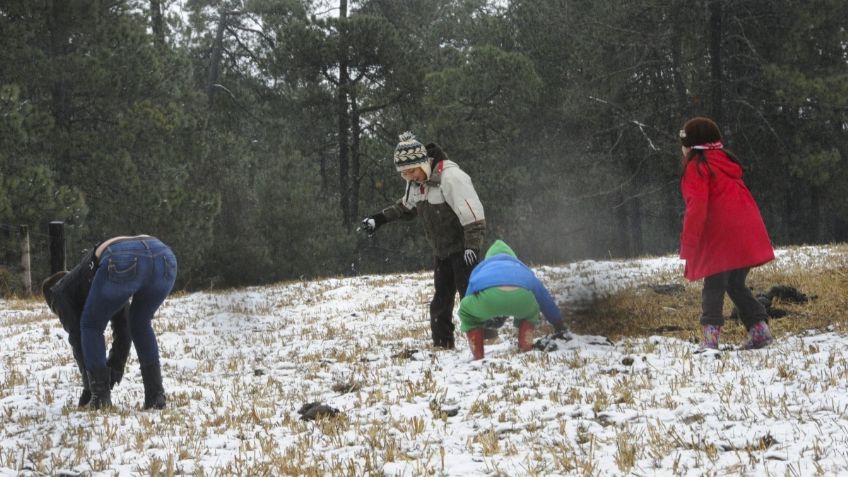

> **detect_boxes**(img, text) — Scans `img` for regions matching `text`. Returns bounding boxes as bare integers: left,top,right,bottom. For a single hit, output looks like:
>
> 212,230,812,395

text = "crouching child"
459,240,566,360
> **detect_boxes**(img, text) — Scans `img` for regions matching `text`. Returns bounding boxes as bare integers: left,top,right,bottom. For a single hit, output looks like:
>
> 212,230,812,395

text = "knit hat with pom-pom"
393,131,430,172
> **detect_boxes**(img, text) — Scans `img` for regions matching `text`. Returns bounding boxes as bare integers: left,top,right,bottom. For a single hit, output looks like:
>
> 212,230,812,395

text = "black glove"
360,213,387,237
78,388,92,407
463,248,478,266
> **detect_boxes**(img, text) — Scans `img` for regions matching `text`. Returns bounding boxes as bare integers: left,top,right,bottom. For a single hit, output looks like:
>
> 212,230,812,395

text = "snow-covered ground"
2,246,847,476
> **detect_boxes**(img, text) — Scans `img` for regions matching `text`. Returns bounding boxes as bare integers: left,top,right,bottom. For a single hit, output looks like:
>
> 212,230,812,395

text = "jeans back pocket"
107,256,138,284
163,254,178,280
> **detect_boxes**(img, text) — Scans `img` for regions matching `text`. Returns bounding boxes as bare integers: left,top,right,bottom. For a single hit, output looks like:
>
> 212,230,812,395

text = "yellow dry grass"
571,246,848,344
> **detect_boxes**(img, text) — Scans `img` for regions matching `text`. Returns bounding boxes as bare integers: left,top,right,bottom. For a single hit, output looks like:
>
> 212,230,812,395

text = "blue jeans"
80,238,177,370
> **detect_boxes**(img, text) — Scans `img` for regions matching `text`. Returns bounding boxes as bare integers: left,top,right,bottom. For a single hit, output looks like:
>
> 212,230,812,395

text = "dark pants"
700,268,768,330
80,238,177,370
430,252,473,348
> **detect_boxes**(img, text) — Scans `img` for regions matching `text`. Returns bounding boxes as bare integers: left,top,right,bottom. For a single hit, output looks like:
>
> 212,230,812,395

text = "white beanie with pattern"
393,131,430,172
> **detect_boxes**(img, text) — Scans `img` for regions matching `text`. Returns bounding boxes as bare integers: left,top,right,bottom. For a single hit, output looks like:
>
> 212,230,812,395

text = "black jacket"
48,248,132,388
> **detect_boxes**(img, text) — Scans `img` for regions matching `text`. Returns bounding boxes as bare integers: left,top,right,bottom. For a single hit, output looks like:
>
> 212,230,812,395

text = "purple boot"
700,325,721,350
741,321,773,350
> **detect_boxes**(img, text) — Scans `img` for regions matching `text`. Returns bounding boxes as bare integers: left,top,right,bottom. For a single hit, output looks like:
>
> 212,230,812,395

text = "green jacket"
382,159,485,259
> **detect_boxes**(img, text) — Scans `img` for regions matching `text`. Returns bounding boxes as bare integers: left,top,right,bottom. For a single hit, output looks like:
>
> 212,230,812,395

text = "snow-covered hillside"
2,246,847,476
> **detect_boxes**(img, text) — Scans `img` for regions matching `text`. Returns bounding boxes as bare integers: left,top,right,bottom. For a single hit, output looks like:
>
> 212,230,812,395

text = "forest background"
1,0,846,293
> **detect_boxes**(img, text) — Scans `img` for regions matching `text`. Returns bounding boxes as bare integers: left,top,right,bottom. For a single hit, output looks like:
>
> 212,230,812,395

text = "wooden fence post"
20,225,31,296
49,221,66,274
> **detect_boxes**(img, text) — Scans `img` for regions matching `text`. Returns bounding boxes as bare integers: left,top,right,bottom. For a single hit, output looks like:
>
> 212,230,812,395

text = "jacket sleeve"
680,161,710,260
462,221,486,252
68,329,89,390
441,168,486,250
50,247,98,386
531,277,564,325
52,288,88,387
107,305,132,373
381,182,418,222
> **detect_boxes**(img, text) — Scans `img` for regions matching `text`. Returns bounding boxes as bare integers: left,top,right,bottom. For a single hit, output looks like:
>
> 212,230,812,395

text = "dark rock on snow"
298,402,340,421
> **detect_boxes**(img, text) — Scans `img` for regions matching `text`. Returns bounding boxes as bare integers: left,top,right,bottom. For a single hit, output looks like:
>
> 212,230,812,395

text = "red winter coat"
679,150,774,281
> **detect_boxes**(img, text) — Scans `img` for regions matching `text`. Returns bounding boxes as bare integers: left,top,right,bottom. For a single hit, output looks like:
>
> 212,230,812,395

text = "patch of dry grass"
571,247,848,344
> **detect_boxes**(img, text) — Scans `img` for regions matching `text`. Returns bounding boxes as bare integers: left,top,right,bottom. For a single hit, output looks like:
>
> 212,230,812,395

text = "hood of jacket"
485,239,517,259
426,158,457,185
701,149,742,180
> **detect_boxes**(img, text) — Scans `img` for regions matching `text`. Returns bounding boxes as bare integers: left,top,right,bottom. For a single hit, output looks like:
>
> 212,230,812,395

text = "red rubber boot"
466,328,485,360
517,321,535,352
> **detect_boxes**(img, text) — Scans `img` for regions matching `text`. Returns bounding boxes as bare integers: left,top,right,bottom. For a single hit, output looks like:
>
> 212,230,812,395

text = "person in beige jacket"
362,132,485,349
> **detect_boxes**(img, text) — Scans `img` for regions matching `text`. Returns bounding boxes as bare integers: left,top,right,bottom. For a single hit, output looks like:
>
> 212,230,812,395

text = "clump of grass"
614,429,638,472
473,430,501,456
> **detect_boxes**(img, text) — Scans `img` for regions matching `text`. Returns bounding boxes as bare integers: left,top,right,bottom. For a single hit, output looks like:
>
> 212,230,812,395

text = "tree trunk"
614,191,631,257
20,225,31,296
150,0,165,48
628,197,643,256
48,0,72,132
667,189,683,254
350,91,361,223
320,152,328,192
784,186,797,245
708,0,724,124
337,0,351,229
207,11,227,104
48,0,71,168
670,0,689,119
834,217,848,243
809,187,821,243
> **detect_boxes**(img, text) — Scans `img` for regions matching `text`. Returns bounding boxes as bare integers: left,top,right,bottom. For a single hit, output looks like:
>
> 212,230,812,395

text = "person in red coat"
678,117,775,350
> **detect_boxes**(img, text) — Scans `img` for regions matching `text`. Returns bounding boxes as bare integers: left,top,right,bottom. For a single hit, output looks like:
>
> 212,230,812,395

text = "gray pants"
700,268,768,330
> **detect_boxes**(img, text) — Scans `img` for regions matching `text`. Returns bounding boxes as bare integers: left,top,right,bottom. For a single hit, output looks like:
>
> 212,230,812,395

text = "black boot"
86,368,112,409
140,364,166,410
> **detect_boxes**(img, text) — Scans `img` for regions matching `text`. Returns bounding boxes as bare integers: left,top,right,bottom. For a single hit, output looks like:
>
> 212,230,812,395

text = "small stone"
331,381,362,393
392,349,419,360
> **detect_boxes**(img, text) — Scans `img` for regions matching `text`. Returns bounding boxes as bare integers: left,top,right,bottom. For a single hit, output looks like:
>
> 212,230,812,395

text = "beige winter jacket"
381,159,486,259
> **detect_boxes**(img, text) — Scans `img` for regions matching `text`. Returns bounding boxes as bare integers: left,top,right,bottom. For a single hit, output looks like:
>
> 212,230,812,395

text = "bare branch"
589,96,664,151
